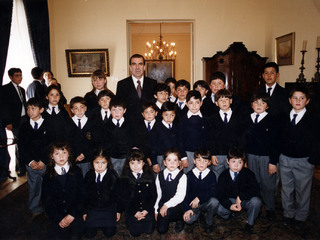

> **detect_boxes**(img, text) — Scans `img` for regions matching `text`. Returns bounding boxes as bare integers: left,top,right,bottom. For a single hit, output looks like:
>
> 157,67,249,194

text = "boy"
103,97,134,176
183,149,219,233
165,77,177,102
279,86,319,229
244,92,278,221
175,79,190,121
178,90,209,173
217,147,261,234
193,80,209,101
150,101,185,173
210,89,244,180
154,148,187,234
70,96,98,177
18,98,51,218
153,83,170,119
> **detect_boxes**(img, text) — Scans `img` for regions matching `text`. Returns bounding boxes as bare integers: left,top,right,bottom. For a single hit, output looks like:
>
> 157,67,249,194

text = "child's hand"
83,214,87,221
153,164,160,173
76,153,85,162
160,205,168,217
230,203,241,211
29,161,38,170
59,214,75,228
146,158,152,166
183,210,194,222
116,213,121,222
268,163,277,175
236,196,241,205
211,156,218,166
189,197,200,208
134,211,147,220
37,161,45,170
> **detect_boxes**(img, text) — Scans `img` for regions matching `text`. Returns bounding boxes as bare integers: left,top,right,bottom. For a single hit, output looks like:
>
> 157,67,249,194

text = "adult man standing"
116,54,157,122
26,67,46,100
0,68,27,176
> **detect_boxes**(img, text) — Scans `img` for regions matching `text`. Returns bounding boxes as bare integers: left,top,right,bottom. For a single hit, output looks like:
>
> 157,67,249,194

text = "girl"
84,69,112,112
82,148,119,238
42,142,84,239
117,149,157,237
42,85,73,143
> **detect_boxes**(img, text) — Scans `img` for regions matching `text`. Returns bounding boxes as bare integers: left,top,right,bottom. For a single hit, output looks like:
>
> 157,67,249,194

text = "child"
193,80,209,101
217,147,261,234
244,92,278,221
165,77,177,102
18,98,50,218
154,83,170,112
178,90,210,173
82,148,119,238
84,69,110,112
70,96,98,177
42,142,84,239
175,79,190,121
183,149,219,233
150,101,186,173
103,97,134,176
210,89,244,180
117,149,157,237
154,148,187,234
279,86,319,228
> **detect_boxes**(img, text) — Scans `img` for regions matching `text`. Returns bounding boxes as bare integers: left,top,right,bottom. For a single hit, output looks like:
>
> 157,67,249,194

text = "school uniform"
178,111,210,173
279,108,319,222
201,93,219,117
117,171,156,237
154,168,187,234
183,168,219,226
84,90,100,114
209,109,244,179
244,112,279,211
90,107,112,127
42,164,84,239
83,168,118,238
175,99,188,123
133,118,156,159
217,168,261,226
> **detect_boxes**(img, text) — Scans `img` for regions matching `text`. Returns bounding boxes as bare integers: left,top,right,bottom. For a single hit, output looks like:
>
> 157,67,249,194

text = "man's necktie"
17,86,24,103
254,114,260,124
199,172,202,180
166,173,173,181
34,122,38,130
137,173,141,180
291,114,298,126
97,173,101,183
78,119,81,129
224,113,228,124
147,122,151,132
52,107,56,115
137,80,142,98
61,167,66,175
267,87,272,96
234,172,238,182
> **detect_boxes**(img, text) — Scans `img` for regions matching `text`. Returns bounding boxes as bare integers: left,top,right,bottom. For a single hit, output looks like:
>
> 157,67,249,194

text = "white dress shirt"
112,117,125,127
219,109,232,123
290,108,306,125
55,163,70,175
95,169,107,182
265,83,276,96
47,104,60,115
250,111,268,123
72,115,88,129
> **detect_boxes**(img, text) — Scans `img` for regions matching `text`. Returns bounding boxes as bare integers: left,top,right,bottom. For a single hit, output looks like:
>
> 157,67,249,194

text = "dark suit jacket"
0,82,26,127
116,76,157,122
26,80,46,100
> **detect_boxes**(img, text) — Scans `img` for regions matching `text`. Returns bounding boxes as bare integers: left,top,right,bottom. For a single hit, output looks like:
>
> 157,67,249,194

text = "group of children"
17,62,319,238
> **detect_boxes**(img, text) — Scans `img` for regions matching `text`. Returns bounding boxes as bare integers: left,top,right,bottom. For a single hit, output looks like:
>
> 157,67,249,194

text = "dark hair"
46,85,64,109
165,77,177,85
43,70,54,77
154,83,171,95
46,142,74,178
210,71,226,84
129,54,145,65
31,67,43,79
121,148,151,178
161,101,177,112
250,92,270,105
176,79,190,90
193,80,209,90
289,85,310,100
214,89,233,102
8,68,22,77
263,62,279,73
91,148,113,170
163,147,181,161
142,101,158,113
98,89,115,100
70,96,87,108
26,97,44,109
194,149,211,160
109,97,126,109
186,90,202,102
227,147,246,162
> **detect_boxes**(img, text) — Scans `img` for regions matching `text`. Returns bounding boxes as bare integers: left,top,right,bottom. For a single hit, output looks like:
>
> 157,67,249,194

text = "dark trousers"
126,212,155,237
157,204,183,234
84,226,116,238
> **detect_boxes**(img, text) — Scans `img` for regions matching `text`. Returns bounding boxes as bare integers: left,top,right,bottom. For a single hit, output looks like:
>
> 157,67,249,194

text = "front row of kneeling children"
42,143,261,239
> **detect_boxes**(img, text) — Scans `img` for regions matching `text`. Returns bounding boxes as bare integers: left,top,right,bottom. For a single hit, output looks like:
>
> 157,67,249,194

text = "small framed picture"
65,49,110,77
145,60,175,83
275,32,295,66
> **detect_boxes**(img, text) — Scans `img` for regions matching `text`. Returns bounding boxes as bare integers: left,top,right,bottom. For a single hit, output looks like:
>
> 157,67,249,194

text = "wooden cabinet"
202,42,267,102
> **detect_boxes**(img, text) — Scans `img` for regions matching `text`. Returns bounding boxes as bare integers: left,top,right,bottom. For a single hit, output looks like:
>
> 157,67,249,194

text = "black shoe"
294,220,306,230
266,210,276,221
204,224,213,234
282,217,294,226
244,223,254,234
175,221,185,233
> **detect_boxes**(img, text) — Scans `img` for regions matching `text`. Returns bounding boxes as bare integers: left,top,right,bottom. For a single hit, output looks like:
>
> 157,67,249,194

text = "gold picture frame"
145,60,175,83
65,49,110,77
275,32,295,66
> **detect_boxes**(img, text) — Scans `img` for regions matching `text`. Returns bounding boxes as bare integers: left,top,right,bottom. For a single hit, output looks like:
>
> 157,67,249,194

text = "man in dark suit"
0,68,27,176
116,54,157,123
26,67,46,100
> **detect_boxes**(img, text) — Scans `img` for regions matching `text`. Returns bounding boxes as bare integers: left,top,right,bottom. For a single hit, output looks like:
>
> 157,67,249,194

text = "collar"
54,162,70,175
95,169,107,181
192,168,210,179
144,119,156,129
95,89,102,96
219,109,232,120
187,110,202,118
162,120,173,129
229,169,239,180
72,115,88,128
132,170,143,179
202,96,207,101
169,95,176,102
156,101,162,109
101,108,110,118
47,104,60,114
30,117,44,129
211,93,215,103
250,111,268,123
164,168,180,179
112,117,125,127
132,75,144,87
290,108,306,124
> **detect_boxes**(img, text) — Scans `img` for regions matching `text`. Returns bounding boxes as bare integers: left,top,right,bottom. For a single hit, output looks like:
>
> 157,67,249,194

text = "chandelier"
145,23,177,61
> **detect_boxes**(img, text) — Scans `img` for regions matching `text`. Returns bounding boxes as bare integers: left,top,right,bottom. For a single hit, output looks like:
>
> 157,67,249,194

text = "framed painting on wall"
65,49,110,77
145,60,175,83
275,32,295,66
